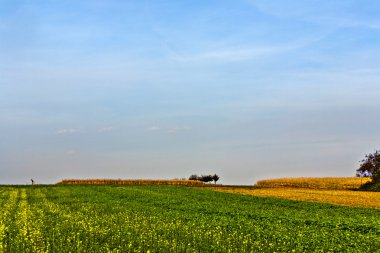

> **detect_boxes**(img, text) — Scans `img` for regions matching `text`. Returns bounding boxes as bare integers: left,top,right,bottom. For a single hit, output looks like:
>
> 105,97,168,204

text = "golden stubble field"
209,177,380,209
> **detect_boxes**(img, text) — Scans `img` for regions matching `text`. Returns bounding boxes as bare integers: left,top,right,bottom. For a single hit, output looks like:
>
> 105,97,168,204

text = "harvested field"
256,177,371,190
207,177,378,209
209,187,380,209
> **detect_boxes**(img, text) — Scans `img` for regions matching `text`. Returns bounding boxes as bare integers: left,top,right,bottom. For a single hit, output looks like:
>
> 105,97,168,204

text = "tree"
356,150,380,182
212,174,219,184
199,175,213,183
188,174,220,184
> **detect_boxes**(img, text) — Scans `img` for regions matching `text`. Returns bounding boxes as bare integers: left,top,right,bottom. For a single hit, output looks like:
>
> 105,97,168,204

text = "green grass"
0,185,379,252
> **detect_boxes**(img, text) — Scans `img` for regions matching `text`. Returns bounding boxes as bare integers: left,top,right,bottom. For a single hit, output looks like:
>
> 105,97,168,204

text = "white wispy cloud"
55,128,80,135
192,48,279,61
152,24,299,64
146,126,160,132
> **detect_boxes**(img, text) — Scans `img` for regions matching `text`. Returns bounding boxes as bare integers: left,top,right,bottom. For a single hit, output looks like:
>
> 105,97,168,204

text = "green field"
0,185,379,252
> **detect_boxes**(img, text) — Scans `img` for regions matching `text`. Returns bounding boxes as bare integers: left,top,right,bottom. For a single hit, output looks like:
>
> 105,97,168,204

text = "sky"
1,0,380,185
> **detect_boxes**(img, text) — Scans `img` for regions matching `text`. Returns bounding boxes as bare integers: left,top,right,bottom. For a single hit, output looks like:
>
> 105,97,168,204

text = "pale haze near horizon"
1,0,380,185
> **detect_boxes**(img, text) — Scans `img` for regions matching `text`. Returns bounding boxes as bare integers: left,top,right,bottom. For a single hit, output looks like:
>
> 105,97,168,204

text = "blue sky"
1,0,380,184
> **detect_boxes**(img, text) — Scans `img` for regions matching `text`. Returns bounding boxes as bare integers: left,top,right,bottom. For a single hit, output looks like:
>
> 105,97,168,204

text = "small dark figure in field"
31,179,34,185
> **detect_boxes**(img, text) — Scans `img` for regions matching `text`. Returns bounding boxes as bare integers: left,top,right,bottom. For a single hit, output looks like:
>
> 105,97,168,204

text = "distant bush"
189,174,199,181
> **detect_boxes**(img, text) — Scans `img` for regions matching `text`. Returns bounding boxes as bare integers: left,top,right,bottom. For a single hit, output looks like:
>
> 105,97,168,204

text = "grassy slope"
1,185,380,252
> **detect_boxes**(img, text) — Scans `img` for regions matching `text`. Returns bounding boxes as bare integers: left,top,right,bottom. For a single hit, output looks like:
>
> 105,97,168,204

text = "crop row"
0,185,379,252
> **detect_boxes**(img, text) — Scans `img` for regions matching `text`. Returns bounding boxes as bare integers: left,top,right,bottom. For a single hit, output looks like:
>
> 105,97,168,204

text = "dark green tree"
356,150,380,182
212,174,219,184
199,175,213,183
189,174,219,183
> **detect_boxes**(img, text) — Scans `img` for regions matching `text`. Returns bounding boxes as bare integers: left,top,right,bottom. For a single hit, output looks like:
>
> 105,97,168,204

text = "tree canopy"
356,150,380,182
189,174,220,184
